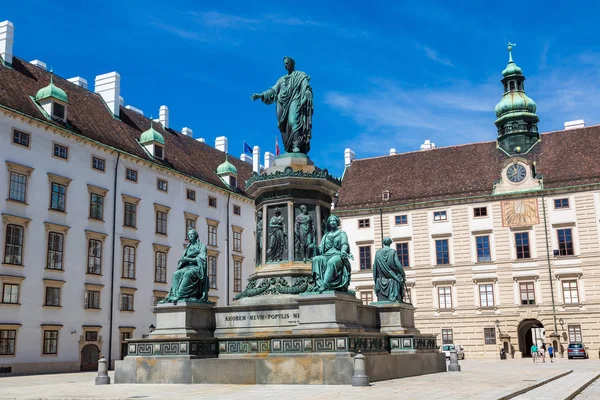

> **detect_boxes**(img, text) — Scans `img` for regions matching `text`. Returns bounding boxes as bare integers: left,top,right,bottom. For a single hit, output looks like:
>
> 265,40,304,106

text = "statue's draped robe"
168,241,209,302
295,212,314,258
256,217,263,265
312,229,351,291
261,70,313,154
267,215,286,261
373,247,406,302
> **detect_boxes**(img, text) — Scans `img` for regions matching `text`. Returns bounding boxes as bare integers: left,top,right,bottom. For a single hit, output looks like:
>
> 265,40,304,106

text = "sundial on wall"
501,198,539,227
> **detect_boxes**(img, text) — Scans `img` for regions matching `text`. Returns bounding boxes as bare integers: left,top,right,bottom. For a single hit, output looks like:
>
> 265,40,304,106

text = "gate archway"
518,319,544,357
80,344,100,371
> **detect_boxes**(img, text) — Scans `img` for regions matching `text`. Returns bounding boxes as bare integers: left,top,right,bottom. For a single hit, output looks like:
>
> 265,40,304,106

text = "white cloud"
415,44,454,67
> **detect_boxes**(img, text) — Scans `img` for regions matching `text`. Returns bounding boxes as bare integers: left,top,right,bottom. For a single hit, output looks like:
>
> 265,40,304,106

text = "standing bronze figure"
267,207,287,262
295,205,315,262
373,238,406,302
256,210,263,266
251,56,313,154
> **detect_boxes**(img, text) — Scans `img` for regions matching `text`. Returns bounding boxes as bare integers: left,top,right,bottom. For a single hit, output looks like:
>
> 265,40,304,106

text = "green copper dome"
216,156,237,175
139,122,165,145
495,92,537,117
35,72,68,103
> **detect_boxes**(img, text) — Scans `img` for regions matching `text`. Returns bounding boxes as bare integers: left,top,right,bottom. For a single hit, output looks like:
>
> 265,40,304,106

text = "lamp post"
149,324,155,333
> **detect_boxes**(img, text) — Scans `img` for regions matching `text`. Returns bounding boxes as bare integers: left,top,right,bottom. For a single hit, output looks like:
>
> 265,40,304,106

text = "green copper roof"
216,155,237,175
495,92,537,117
502,43,523,77
139,121,165,145
35,72,68,103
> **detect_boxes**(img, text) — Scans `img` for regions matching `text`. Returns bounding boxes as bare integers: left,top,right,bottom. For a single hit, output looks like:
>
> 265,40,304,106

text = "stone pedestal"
151,302,215,339
372,301,419,335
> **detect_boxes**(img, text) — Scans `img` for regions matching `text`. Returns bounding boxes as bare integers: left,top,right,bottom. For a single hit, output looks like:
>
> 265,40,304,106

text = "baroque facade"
337,46,600,359
0,21,255,374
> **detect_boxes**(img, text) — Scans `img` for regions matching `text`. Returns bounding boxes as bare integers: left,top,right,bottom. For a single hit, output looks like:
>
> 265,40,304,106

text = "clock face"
506,164,527,183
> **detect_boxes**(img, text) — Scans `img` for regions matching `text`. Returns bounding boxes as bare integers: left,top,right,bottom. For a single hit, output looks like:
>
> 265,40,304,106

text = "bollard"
352,353,370,386
448,349,461,372
95,357,111,385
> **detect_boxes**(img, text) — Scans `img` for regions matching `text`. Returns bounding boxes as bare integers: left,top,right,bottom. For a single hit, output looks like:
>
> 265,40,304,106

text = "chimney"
264,152,275,169
389,148,397,156
159,105,169,129
119,96,124,107
420,139,436,150
196,138,206,143
252,146,260,173
125,105,144,115
215,136,228,152
181,127,193,137
344,148,356,166
564,120,585,130
0,21,14,66
240,154,252,164
67,76,88,89
94,72,121,117
30,60,47,70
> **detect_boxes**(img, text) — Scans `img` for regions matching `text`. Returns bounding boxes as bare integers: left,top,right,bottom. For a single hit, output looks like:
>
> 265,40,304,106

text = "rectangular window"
208,256,217,289
12,130,30,147
0,330,16,355
359,245,372,270
2,283,19,304
53,103,65,120
395,215,408,225
9,172,27,202
4,224,24,265
360,291,373,305
85,331,98,342
557,228,574,256
42,330,58,354
156,211,167,235
87,239,102,275
473,207,488,217
233,231,242,252
120,332,132,359
208,225,217,246
157,179,168,192
438,286,452,309
50,182,66,212
122,245,136,279
187,189,196,201
520,282,535,305
84,290,100,309
45,287,61,307
234,261,242,292
92,157,105,172
515,232,531,259
233,205,241,216
89,193,104,220
396,242,410,267
53,143,68,159
554,198,569,209
47,232,64,270
562,280,579,304
208,196,217,208
154,145,164,159
441,329,453,345
125,168,138,182
435,239,450,265
120,293,134,311
358,219,370,228
568,325,583,343
155,251,167,283
433,211,447,221
403,287,412,303
484,327,497,344
476,236,491,262
479,283,494,307
153,295,165,306
186,219,196,233
124,202,137,228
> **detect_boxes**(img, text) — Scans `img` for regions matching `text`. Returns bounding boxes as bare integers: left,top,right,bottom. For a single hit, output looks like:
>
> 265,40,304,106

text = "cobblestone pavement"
575,373,600,399
0,358,598,400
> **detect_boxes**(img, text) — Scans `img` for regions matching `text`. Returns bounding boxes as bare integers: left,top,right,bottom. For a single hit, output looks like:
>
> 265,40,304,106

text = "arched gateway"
518,319,545,357
80,344,100,371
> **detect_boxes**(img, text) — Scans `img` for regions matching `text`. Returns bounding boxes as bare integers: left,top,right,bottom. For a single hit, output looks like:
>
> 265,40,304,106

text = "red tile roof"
0,57,253,193
337,126,600,211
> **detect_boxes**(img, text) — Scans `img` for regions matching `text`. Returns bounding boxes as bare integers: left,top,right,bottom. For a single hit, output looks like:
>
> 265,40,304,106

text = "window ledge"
519,304,538,307
85,273,103,277
1,263,24,268
437,308,455,313
88,217,105,223
478,306,498,312
123,225,138,231
154,281,168,285
562,303,583,308
84,308,101,311
48,209,67,215
5,198,28,206
0,354,16,357
121,277,136,281
44,269,65,273
120,309,135,313
155,232,168,237
41,354,58,357
0,302,20,306
43,305,62,309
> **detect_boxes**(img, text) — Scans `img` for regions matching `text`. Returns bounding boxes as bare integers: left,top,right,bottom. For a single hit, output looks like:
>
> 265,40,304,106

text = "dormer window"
34,71,69,123
216,155,238,189
138,121,166,160
154,145,164,160
230,176,237,187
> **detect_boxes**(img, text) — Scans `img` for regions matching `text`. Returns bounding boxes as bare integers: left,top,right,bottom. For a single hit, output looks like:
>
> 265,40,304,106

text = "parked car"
441,344,465,360
567,343,589,359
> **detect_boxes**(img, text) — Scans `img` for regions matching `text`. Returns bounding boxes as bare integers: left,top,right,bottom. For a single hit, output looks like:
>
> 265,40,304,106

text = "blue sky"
5,1,600,175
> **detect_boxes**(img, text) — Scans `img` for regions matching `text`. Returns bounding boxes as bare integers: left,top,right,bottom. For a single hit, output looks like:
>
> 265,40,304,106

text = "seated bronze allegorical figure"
311,214,352,292
162,228,211,304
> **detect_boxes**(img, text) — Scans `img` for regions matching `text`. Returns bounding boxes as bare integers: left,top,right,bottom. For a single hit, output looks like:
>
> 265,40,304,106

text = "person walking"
540,343,546,363
531,344,538,362
548,344,554,363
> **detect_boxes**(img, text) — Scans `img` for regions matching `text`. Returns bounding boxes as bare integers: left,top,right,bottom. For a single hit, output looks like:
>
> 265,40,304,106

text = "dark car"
567,343,588,359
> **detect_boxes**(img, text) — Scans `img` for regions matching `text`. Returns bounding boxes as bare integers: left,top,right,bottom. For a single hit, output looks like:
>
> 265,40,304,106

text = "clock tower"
494,43,540,156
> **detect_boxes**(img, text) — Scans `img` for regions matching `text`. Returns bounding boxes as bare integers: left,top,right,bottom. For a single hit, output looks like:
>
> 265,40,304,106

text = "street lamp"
558,318,564,330
149,324,155,333
495,319,501,330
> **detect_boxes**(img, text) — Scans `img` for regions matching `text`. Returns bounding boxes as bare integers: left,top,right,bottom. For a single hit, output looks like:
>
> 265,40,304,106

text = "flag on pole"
243,141,253,155
275,137,280,156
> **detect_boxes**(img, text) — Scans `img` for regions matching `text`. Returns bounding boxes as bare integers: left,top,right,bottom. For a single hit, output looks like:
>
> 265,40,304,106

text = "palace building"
0,20,256,374
337,44,600,359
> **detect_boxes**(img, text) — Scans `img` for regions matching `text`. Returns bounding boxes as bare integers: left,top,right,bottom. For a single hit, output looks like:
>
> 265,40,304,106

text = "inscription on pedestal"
217,310,300,328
